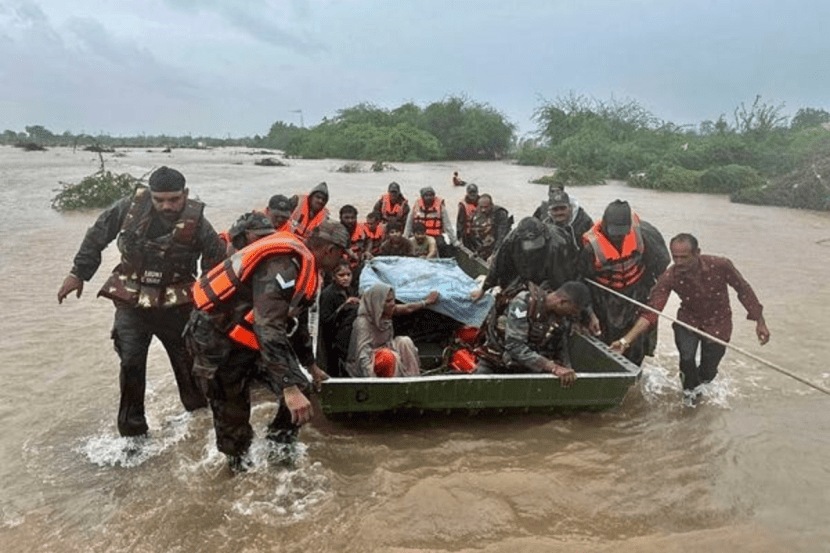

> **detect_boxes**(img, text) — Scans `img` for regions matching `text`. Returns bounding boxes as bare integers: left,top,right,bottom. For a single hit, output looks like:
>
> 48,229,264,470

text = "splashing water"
78,411,194,468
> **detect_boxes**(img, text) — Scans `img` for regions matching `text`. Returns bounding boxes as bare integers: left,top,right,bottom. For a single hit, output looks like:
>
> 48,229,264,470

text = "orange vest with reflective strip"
192,232,319,350
459,200,477,236
380,194,406,220
413,197,445,237
582,215,645,290
290,194,329,239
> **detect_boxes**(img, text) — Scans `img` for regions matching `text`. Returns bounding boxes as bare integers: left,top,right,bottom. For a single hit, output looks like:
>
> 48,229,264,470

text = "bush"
51,170,138,211
699,165,766,194
628,163,702,191
533,164,605,187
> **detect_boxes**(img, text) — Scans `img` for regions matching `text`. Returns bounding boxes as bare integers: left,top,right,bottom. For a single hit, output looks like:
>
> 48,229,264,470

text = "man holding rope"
611,233,770,406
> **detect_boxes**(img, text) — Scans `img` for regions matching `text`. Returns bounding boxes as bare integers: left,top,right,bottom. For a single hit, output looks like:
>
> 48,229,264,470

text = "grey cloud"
163,0,326,55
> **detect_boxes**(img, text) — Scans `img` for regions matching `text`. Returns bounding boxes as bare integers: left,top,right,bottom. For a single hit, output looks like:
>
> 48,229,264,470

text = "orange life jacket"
345,222,366,268
379,193,407,221
413,196,445,237
582,214,645,290
290,194,329,239
192,231,319,350
459,200,477,236
364,222,385,255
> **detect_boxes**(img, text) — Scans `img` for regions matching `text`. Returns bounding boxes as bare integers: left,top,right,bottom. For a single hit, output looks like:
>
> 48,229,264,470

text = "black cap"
549,190,570,208
420,186,435,197
603,200,632,237
466,183,479,194
267,194,292,216
148,166,185,192
388,181,401,193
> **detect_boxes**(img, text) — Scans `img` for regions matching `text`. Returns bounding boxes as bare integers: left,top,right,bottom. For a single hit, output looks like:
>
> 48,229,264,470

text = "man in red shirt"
612,233,771,405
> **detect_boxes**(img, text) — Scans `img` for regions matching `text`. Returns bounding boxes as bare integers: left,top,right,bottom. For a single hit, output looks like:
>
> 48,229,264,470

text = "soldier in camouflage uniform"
475,281,593,386
186,221,350,473
57,167,226,437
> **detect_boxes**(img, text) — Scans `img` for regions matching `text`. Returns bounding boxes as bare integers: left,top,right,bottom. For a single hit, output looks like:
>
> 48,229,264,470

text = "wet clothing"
481,222,576,293
373,194,410,225
318,283,359,377
578,219,670,365
187,244,318,457
476,284,571,373
345,284,420,377
640,254,764,390
468,205,512,261
69,189,225,436
642,255,764,342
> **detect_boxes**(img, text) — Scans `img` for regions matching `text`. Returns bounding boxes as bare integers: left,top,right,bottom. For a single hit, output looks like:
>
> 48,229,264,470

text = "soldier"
57,166,226,437
221,211,276,256
186,221,349,473
475,281,592,386
467,193,512,261
264,194,293,232
579,200,670,365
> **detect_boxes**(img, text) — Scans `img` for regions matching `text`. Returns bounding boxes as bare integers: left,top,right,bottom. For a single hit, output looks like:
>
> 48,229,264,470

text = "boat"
318,246,641,419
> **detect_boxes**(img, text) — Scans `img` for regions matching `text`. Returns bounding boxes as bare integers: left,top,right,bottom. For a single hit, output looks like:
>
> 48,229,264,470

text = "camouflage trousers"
111,304,207,437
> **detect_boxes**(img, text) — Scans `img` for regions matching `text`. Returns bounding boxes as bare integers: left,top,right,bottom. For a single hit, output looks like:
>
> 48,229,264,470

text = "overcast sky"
1,0,828,138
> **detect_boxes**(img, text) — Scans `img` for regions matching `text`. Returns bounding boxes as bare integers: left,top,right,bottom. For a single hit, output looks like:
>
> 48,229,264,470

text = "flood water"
1,146,828,552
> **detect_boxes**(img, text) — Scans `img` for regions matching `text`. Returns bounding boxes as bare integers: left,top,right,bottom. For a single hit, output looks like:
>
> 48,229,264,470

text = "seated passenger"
475,281,593,387
363,211,386,258
409,222,438,259
467,193,512,261
345,283,439,377
378,221,414,257
318,260,359,377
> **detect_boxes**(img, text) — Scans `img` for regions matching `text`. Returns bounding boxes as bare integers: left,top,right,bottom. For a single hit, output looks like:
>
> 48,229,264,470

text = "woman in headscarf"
345,283,439,377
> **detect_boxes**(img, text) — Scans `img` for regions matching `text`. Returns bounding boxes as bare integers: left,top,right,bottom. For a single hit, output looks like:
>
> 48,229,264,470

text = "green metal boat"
318,246,641,419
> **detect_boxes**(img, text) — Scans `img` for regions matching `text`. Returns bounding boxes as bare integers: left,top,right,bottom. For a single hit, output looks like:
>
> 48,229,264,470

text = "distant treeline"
7,93,830,210
517,94,830,210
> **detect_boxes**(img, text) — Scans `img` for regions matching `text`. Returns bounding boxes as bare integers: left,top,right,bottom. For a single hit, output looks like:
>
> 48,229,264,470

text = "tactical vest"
98,186,203,308
583,215,645,290
290,194,328,239
413,197,445,237
478,282,563,361
192,231,319,350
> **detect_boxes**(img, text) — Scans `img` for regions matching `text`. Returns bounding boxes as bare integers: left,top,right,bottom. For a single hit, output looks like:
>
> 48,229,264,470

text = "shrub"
699,165,766,194
51,170,138,211
628,163,702,191
534,164,605,187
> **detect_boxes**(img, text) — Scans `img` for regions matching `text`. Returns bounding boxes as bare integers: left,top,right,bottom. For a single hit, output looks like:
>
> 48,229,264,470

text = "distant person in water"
452,171,466,187
611,233,770,406
56,166,226,438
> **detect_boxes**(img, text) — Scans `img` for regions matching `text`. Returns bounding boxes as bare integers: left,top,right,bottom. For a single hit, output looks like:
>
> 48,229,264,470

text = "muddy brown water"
1,147,828,552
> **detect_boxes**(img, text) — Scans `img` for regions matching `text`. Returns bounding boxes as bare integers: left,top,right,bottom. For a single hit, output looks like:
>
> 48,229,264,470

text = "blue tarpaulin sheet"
358,256,494,328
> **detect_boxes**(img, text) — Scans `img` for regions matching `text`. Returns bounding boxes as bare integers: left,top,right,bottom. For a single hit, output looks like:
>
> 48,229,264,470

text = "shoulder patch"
275,272,296,289
512,307,528,319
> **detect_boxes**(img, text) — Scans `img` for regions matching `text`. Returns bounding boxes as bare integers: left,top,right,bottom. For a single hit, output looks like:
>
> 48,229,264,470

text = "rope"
586,279,830,396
